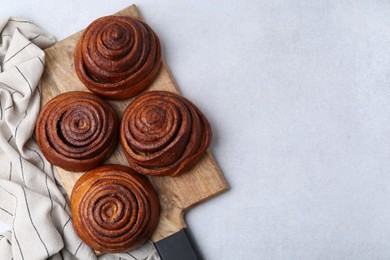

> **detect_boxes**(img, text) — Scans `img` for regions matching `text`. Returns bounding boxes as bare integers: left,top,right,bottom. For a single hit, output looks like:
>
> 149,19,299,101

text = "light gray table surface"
1,1,390,259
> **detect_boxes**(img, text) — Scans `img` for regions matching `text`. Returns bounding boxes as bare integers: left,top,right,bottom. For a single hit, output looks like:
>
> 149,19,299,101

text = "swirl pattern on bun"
71,165,160,252
74,16,162,100
120,91,212,176
35,91,118,172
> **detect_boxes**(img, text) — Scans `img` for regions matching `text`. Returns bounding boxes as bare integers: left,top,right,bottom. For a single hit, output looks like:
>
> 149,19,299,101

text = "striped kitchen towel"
0,17,160,260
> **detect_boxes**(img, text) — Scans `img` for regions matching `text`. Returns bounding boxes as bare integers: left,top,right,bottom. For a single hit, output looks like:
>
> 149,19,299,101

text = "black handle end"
155,228,200,260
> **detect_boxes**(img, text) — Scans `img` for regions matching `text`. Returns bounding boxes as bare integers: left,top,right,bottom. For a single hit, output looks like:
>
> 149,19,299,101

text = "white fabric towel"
0,17,160,260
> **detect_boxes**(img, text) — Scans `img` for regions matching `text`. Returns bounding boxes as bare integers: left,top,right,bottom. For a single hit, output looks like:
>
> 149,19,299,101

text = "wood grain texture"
40,4,228,244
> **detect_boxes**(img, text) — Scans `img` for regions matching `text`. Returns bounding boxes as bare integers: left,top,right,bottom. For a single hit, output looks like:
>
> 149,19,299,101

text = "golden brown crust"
35,91,118,172
74,16,162,100
71,165,160,253
120,91,212,176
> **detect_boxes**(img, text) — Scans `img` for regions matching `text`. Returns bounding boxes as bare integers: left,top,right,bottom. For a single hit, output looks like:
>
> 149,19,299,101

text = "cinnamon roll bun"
74,16,162,100
71,164,160,252
120,91,212,176
35,91,118,172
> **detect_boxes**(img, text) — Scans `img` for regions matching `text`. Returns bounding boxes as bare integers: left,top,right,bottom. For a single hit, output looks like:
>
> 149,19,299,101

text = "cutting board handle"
151,192,186,242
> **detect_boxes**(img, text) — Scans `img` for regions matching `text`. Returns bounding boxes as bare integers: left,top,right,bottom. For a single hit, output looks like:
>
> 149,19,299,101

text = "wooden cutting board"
39,4,228,246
